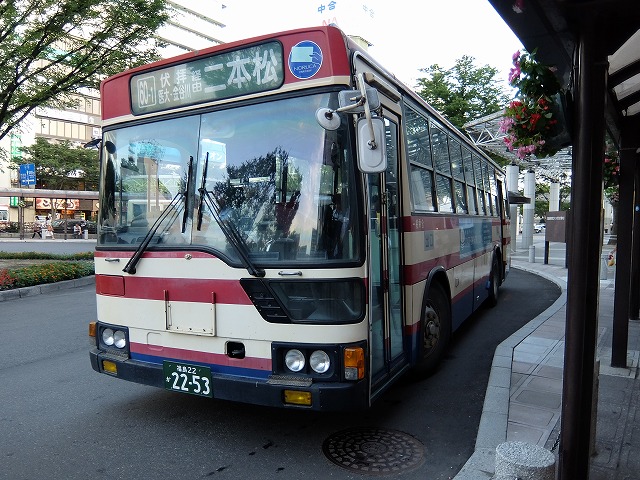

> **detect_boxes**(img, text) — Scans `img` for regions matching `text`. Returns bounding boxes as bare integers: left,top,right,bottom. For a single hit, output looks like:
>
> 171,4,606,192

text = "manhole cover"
322,427,425,475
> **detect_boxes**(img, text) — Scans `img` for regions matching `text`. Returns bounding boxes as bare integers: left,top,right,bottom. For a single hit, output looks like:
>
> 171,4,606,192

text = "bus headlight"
113,330,127,349
310,350,330,373
285,349,305,372
102,328,115,346
98,324,129,355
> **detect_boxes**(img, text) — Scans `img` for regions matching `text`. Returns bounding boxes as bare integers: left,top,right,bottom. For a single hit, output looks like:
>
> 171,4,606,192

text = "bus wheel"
486,255,500,307
413,283,451,376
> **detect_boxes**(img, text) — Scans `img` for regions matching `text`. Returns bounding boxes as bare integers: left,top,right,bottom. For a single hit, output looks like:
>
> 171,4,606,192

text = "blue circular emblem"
288,41,323,80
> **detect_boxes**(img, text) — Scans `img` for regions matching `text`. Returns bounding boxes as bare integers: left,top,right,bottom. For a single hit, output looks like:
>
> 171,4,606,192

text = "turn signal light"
344,347,365,380
88,321,97,337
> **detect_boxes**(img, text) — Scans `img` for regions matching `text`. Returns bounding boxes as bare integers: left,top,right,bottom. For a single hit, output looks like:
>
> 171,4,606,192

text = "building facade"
0,1,228,224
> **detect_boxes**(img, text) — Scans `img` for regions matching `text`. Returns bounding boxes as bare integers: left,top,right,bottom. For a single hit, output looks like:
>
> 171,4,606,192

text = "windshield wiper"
196,153,209,231
123,156,195,275
122,192,185,275
182,156,194,233
196,157,265,278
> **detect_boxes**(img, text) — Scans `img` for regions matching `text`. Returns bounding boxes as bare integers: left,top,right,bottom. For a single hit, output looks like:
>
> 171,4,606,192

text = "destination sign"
130,41,284,115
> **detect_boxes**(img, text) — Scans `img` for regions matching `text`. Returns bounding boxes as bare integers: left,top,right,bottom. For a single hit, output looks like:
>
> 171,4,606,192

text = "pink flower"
503,136,514,150
499,116,514,133
516,146,529,159
512,50,521,63
509,65,521,84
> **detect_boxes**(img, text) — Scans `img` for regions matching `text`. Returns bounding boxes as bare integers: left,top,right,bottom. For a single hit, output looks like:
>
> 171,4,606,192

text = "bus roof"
100,25,503,173
101,26,352,122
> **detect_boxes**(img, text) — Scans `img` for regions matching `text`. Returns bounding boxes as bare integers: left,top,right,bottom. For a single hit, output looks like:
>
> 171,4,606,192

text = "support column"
630,149,640,320
559,18,606,480
507,164,519,252
522,169,535,248
612,121,639,366
550,182,560,212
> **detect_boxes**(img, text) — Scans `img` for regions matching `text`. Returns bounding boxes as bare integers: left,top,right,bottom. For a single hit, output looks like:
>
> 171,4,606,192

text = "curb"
0,275,95,302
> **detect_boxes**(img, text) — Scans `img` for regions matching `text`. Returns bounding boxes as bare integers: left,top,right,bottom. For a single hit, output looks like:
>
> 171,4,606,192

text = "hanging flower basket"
500,50,571,159
603,142,620,203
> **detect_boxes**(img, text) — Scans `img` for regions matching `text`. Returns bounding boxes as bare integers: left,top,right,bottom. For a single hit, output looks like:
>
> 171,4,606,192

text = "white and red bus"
89,26,510,410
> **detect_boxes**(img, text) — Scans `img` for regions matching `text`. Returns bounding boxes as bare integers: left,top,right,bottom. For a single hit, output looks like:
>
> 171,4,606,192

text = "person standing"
31,222,42,238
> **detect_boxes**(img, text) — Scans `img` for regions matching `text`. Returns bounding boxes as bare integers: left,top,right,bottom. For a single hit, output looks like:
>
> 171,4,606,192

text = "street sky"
218,0,524,90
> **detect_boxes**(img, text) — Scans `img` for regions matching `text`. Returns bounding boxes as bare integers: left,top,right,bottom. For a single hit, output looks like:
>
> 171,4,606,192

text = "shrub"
0,251,95,291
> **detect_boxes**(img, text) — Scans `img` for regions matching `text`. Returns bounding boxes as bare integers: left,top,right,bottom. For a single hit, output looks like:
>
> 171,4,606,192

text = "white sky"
217,0,524,90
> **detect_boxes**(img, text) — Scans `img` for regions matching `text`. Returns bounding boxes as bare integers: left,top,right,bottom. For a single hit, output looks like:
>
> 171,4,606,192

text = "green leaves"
415,55,510,130
0,0,170,141
10,137,99,190
0,260,94,291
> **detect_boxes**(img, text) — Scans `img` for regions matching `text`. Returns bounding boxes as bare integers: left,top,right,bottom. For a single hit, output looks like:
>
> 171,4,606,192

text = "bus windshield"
98,92,361,265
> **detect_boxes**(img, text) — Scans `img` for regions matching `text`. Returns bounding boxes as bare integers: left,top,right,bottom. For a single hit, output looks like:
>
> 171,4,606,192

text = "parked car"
534,224,546,233
50,219,97,234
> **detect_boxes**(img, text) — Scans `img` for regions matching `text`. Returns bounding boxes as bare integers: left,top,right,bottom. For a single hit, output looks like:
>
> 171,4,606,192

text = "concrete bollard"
494,441,555,480
528,245,536,263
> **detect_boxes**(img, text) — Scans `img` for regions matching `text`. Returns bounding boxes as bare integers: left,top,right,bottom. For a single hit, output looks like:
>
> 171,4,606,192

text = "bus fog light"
310,350,330,373
102,328,115,346
285,349,305,372
113,330,127,349
102,360,117,374
283,390,312,406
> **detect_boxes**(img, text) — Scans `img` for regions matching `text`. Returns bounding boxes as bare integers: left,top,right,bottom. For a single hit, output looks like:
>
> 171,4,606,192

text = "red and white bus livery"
89,26,510,410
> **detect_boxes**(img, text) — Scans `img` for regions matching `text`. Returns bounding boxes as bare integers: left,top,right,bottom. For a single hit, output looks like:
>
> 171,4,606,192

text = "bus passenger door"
369,116,404,390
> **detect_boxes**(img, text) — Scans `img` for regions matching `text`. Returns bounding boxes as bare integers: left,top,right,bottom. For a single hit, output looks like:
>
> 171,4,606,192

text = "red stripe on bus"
94,250,216,259
95,275,252,304
130,342,272,371
403,249,492,285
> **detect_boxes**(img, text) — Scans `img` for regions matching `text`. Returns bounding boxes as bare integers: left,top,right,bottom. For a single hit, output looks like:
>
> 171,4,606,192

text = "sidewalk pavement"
456,240,640,479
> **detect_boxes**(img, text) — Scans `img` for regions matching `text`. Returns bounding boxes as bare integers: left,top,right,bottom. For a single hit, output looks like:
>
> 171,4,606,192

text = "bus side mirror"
357,117,387,173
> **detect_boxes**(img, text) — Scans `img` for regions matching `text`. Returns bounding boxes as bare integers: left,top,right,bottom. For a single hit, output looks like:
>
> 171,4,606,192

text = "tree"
0,0,170,142
415,55,511,130
11,137,99,190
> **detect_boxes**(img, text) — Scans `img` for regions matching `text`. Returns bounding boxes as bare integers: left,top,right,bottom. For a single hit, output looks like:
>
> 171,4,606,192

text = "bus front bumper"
90,349,369,411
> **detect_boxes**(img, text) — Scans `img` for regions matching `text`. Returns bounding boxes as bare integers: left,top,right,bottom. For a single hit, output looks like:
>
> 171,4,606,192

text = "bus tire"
413,282,451,377
486,254,501,307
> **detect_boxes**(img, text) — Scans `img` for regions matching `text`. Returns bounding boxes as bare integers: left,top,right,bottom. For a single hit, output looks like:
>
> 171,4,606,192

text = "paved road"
0,266,560,480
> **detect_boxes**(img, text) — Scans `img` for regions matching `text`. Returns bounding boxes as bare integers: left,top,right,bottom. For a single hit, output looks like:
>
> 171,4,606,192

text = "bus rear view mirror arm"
315,86,381,131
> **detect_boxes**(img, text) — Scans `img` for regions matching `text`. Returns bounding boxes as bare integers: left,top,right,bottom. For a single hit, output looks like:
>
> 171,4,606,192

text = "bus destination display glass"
130,41,284,115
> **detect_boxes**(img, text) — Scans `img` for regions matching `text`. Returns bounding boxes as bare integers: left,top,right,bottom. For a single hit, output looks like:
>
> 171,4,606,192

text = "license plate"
163,361,213,397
